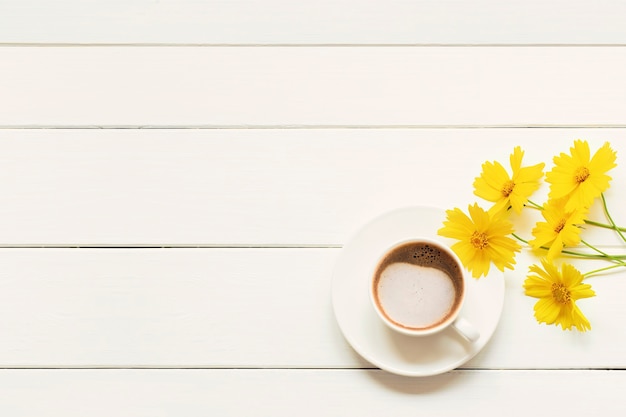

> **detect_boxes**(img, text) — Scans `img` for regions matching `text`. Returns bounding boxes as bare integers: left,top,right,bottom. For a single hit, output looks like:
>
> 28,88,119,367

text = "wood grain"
2,47,626,127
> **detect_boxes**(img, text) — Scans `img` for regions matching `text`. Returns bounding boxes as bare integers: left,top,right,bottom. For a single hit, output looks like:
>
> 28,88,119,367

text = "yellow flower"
523,259,595,331
529,198,588,260
438,203,521,278
546,140,617,212
473,146,545,214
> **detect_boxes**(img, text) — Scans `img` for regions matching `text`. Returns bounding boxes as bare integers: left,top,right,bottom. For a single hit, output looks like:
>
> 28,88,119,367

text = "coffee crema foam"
373,242,463,330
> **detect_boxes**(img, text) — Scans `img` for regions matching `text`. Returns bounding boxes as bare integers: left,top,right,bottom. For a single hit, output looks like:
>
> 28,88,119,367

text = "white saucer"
331,206,505,377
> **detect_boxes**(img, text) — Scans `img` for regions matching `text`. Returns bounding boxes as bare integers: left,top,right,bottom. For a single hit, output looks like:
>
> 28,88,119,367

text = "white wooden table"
1,1,626,415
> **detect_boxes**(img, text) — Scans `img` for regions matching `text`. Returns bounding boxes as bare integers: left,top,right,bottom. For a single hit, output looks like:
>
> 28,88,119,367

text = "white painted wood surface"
2,47,626,127
2,1,626,414
1,1,625,45
0,370,624,416
0,130,624,246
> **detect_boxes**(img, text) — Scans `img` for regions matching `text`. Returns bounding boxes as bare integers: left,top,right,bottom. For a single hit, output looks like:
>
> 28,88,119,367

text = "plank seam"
0,367,623,371
2,43,626,47
0,245,343,249
3,125,626,130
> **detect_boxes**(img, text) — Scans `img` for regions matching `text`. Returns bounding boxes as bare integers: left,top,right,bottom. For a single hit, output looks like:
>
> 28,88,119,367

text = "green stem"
525,199,544,210
584,263,626,278
511,233,626,260
583,219,626,232
601,193,626,244
581,239,626,265
560,249,626,260
581,239,613,259
511,233,531,246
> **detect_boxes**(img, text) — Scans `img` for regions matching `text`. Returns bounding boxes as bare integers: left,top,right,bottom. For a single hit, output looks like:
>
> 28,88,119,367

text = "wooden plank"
1,1,625,45
0,369,623,416
0,129,624,246
2,47,626,127
0,248,624,369
0,248,361,368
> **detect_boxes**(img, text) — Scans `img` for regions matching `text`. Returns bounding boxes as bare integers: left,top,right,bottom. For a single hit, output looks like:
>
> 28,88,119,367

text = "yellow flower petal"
523,259,595,332
473,147,544,214
534,298,560,324
439,203,520,278
528,198,587,260
546,140,617,212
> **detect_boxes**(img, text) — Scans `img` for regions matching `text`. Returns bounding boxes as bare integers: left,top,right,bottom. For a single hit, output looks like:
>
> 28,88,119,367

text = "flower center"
554,219,566,233
470,231,488,249
574,166,590,183
551,283,571,304
501,180,516,197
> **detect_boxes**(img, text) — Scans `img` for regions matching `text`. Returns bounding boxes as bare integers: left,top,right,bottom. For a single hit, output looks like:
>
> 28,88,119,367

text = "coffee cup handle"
451,316,480,343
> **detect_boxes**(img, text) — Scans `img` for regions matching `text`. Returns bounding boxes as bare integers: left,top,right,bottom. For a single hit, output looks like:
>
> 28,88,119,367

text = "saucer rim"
331,205,505,377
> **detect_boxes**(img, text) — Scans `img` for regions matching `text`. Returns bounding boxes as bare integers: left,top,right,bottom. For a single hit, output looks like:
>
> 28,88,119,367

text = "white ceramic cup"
369,238,480,342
